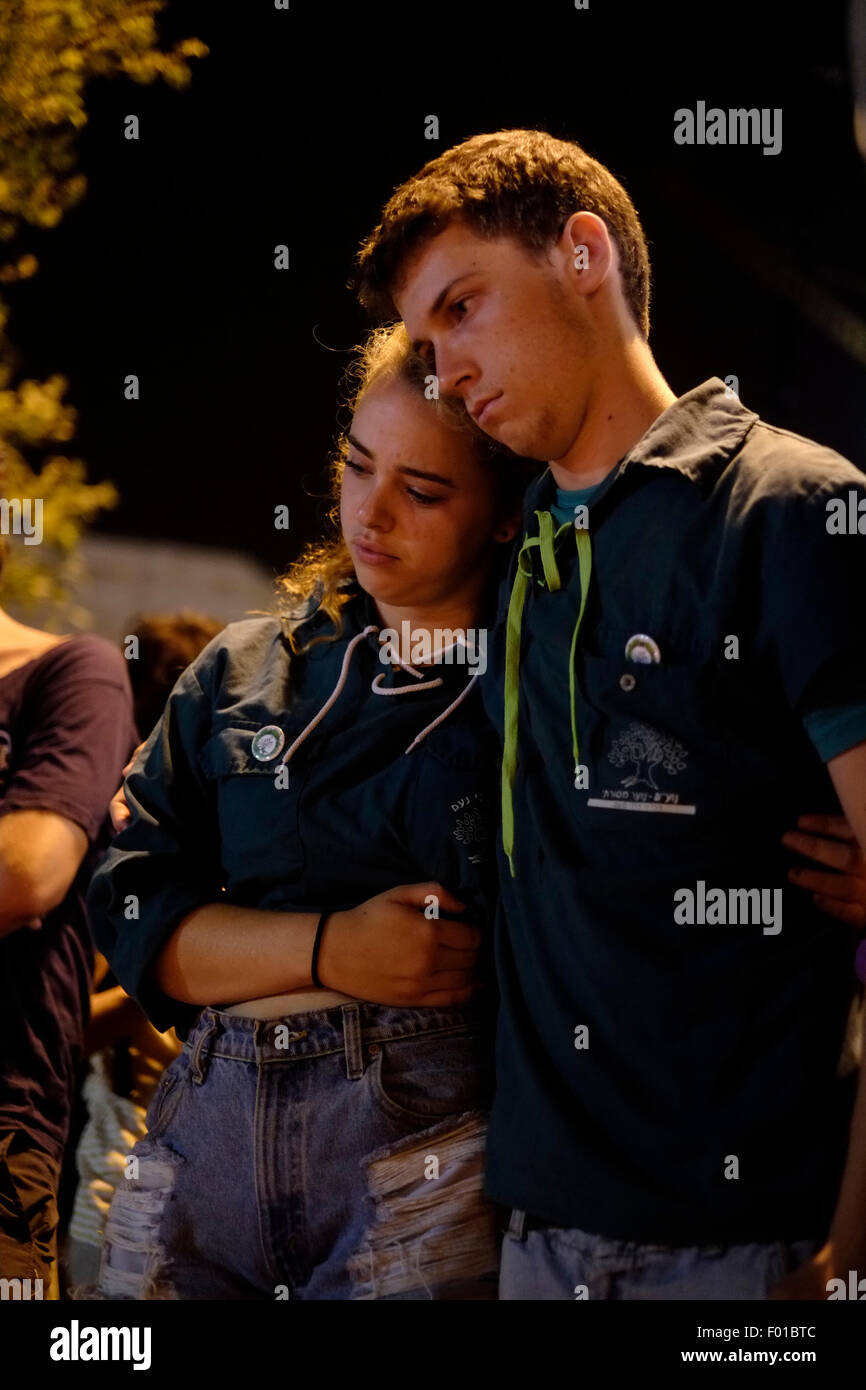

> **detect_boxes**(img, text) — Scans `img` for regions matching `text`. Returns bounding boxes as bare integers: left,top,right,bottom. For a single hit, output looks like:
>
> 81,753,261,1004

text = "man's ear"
495,515,521,544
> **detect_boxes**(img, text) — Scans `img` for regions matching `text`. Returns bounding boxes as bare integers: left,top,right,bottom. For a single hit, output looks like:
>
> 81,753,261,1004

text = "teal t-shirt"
549,483,599,528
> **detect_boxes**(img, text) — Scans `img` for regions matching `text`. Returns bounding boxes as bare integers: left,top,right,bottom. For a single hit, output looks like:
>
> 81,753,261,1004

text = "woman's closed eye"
345,458,445,507
406,485,446,506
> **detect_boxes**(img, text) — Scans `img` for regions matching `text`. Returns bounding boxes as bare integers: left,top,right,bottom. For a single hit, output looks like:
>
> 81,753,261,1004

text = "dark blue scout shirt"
481,378,866,1245
552,494,866,761
86,591,499,1036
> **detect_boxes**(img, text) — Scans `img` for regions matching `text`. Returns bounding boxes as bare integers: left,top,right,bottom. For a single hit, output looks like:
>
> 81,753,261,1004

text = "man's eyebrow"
410,274,474,354
345,435,455,489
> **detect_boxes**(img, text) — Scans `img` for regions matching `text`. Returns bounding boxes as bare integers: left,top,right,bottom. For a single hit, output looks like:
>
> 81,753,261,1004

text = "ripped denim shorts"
89,1001,501,1300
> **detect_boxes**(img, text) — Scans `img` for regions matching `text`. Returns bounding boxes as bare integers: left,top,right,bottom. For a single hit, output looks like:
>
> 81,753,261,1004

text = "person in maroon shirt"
0,536,137,1298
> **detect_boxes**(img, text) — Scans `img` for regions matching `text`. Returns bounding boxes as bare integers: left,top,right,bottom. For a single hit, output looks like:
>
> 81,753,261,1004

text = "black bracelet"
311,911,331,989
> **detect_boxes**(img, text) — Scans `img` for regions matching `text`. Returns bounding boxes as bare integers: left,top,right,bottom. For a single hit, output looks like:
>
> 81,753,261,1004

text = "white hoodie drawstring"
279,624,480,765
403,668,481,754
371,669,444,695
280,625,378,765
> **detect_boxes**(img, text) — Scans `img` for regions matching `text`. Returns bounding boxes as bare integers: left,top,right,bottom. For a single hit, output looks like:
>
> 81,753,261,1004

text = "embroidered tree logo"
608,722,688,791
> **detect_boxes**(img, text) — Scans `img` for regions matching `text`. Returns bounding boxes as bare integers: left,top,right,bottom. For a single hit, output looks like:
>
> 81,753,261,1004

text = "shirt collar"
279,580,370,650
281,587,473,689
523,377,759,518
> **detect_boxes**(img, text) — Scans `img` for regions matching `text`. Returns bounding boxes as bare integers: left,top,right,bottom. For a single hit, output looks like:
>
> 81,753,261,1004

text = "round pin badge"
624,633,661,665
251,725,285,761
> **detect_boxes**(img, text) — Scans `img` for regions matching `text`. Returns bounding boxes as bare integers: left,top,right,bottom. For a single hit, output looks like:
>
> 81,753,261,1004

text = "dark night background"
5,0,866,584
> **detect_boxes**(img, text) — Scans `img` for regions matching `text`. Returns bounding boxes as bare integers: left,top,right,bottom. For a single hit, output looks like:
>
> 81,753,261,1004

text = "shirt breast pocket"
198,724,305,884
578,651,736,838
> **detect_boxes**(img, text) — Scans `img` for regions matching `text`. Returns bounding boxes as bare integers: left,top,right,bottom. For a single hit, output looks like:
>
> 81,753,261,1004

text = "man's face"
394,221,599,463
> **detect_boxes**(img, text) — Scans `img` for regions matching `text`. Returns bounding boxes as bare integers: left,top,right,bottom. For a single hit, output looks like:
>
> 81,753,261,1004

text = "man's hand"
780,750,866,1300
769,1242,836,1300
110,742,146,833
782,814,866,927
770,1239,866,1299
317,882,484,1007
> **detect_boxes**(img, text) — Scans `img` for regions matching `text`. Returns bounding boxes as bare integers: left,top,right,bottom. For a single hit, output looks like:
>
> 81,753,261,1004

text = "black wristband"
311,911,331,989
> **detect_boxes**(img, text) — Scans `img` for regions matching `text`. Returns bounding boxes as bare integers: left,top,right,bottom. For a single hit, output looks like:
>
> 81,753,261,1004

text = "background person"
0,529,137,1298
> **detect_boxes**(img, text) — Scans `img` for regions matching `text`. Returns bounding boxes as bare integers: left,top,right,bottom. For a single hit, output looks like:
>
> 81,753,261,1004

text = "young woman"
83,322,529,1300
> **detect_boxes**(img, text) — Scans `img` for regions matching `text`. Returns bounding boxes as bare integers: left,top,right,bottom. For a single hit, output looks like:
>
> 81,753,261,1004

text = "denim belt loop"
508,1208,527,1241
341,1003,364,1080
190,1009,219,1084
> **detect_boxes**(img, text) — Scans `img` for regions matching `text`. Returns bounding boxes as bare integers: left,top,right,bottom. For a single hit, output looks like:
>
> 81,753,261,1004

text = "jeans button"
368,1044,380,1057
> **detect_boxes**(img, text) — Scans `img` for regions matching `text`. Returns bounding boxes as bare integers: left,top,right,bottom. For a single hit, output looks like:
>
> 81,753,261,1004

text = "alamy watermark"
826,490,866,533
0,497,43,545
378,622,487,676
49,1320,151,1370
826,1271,866,1299
674,102,782,156
1,1276,43,1299
674,880,782,935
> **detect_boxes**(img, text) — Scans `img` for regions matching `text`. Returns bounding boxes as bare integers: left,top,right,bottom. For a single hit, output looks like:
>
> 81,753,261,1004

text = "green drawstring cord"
501,512,593,877
568,528,592,781
535,509,561,592
500,529,543,876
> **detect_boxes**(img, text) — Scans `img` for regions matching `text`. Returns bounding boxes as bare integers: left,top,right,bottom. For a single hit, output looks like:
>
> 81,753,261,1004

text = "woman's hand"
318,882,485,1008
110,742,146,832
782,814,866,928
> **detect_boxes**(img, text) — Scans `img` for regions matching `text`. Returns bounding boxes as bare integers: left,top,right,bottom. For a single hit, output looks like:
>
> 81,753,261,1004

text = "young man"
355,129,866,1299
0,532,137,1296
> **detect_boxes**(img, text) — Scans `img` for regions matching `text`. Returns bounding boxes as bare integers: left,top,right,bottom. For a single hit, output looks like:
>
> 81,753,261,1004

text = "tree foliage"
0,0,207,621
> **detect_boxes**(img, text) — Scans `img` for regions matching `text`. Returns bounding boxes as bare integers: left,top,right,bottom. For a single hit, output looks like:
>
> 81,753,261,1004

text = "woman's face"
341,377,514,614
